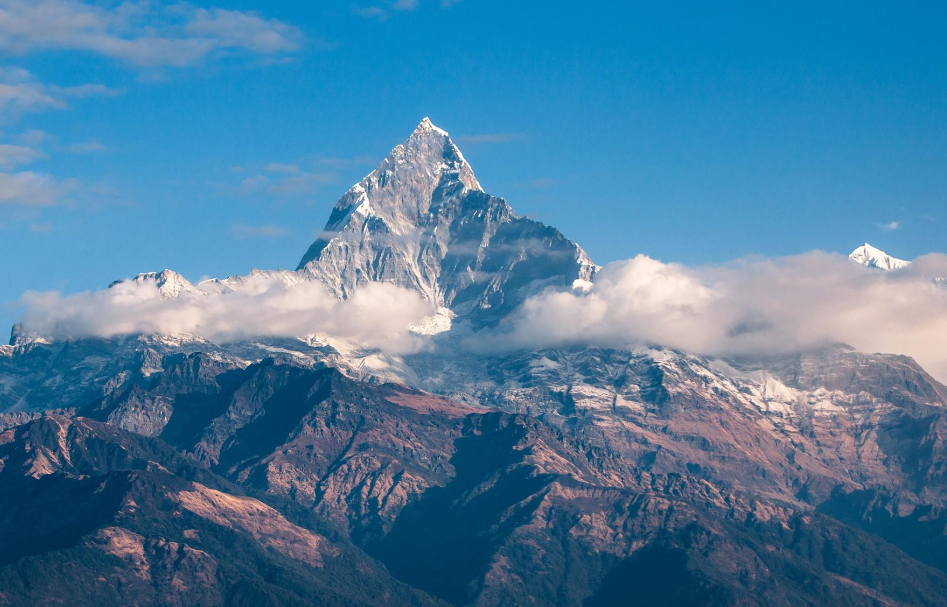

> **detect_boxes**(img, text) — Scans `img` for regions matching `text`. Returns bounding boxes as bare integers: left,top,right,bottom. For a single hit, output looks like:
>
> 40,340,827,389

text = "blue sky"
1,0,946,334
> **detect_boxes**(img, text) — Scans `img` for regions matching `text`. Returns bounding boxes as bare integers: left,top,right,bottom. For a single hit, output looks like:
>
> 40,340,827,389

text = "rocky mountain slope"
2,119,947,606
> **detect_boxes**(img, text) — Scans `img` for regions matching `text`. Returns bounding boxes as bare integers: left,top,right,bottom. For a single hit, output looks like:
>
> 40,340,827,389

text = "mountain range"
2,120,947,607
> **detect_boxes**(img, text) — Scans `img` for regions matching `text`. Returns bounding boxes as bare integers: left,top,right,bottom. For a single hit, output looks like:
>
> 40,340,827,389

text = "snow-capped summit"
122,270,203,298
295,118,596,325
849,243,910,270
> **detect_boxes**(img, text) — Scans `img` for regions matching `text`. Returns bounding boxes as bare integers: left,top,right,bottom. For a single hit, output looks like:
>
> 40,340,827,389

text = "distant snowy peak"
199,268,304,293
111,268,304,299
122,270,203,299
849,243,910,270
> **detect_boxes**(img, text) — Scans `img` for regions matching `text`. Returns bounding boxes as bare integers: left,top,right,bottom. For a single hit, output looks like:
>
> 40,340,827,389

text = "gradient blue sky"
2,1,946,333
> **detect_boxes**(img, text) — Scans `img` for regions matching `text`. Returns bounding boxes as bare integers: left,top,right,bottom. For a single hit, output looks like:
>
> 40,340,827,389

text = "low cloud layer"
474,252,947,381
19,274,433,354
14,250,947,381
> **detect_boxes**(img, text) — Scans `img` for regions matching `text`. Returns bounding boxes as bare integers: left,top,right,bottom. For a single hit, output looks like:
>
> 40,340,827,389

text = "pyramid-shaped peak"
413,116,449,137
389,117,481,192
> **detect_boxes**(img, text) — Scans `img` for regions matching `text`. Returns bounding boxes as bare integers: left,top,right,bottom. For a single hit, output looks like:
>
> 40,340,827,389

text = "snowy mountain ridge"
848,242,910,270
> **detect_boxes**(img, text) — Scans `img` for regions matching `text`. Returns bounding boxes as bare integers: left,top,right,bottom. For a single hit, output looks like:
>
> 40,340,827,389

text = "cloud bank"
474,252,947,381
18,274,433,354
14,250,947,380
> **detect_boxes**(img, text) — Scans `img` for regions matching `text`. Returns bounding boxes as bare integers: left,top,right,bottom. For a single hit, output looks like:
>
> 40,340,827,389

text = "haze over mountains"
2,120,947,607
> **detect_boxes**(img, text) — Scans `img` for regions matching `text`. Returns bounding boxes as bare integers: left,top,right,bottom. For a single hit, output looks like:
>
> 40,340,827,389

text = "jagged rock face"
0,416,446,607
297,118,596,323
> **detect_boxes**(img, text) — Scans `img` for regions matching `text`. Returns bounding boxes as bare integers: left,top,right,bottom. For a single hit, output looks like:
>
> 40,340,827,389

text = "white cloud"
472,252,947,382
266,171,334,196
0,67,115,120
60,83,119,98
392,0,420,11
19,275,433,354
184,8,302,55
238,171,334,197
0,143,44,167
238,174,270,195
0,170,76,205
231,223,288,239
354,0,459,20
0,0,305,68
879,221,901,232
0,67,64,114
352,6,390,21
16,129,50,146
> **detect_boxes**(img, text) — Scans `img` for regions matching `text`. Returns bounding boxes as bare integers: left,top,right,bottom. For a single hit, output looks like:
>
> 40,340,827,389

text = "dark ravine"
2,120,947,606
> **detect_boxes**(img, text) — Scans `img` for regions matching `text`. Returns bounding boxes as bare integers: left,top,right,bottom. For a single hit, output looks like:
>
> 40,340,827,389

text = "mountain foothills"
3,120,947,607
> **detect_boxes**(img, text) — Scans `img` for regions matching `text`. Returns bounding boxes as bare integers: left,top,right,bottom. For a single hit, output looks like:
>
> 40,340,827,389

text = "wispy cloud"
238,171,335,197
267,172,335,196
879,220,901,232
352,6,390,21
231,223,289,239
0,0,306,68
0,67,64,115
353,0,460,21
28,221,52,233
0,133,105,175
457,132,526,145
60,83,120,98
0,143,44,167
0,170,77,206
0,67,115,121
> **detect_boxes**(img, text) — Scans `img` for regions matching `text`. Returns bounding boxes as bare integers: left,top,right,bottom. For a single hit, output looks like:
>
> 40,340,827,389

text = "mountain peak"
413,116,448,137
849,243,910,270
295,119,596,322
